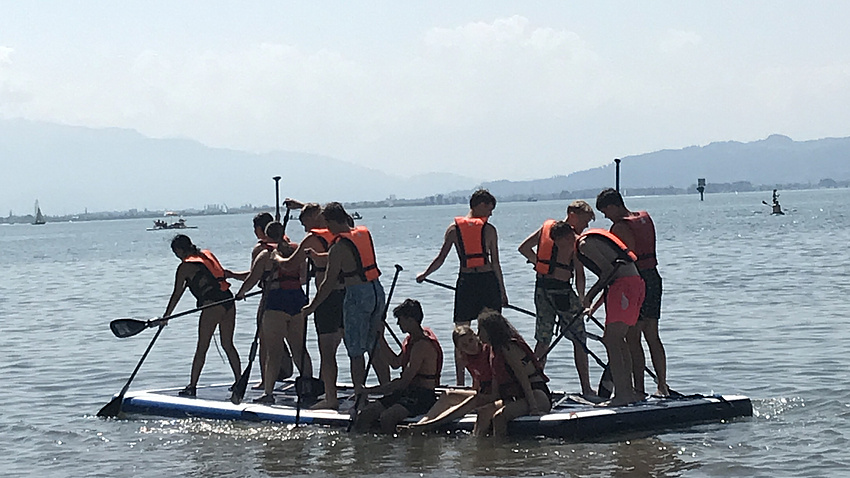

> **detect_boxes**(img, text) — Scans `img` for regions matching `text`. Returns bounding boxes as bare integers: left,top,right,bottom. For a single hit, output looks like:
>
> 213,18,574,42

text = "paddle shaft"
97,323,165,417
348,264,403,431
419,278,534,316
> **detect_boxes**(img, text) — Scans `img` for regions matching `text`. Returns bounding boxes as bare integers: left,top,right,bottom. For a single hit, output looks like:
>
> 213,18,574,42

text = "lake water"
2,189,849,477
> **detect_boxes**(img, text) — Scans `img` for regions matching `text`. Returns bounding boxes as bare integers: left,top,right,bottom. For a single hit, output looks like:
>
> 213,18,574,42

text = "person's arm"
378,336,403,369
416,225,456,282
573,256,586,305
486,224,508,305
235,250,270,299
283,198,305,210
517,228,542,265
301,245,343,316
163,264,190,318
503,344,542,415
368,341,427,395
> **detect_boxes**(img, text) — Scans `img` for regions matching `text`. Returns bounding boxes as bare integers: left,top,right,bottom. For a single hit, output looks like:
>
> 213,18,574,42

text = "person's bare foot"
310,398,339,410
655,385,669,397
580,391,605,404
599,392,642,407
251,382,264,390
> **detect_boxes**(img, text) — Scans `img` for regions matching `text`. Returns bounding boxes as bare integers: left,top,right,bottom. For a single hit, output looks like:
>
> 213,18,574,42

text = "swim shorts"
378,387,438,416
638,267,662,321
605,275,646,326
343,280,385,358
198,289,235,312
314,288,345,335
533,277,585,345
454,271,502,323
265,287,308,316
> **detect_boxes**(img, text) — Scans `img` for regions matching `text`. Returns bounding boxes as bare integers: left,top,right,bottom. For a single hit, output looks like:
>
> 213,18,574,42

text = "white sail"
33,200,46,225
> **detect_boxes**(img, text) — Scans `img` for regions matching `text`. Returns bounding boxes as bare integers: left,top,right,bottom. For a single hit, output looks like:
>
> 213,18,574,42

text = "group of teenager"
159,186,669,435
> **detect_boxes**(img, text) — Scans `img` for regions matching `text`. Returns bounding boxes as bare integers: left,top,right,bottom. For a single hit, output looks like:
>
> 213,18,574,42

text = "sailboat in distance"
33,200,46,225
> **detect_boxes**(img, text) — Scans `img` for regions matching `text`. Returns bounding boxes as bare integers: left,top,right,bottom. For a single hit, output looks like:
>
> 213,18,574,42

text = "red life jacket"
268,242,302,290
333,226,381,283
465,343,493,390
454,216,488,268
490,337,548,398
183,250,230,291
620,211,657,270
575,229,637,278
535,219,573,275
400,327,443,386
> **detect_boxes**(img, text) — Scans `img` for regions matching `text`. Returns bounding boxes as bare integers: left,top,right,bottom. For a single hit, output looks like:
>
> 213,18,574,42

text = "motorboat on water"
115,381,752,439
147,218,198,231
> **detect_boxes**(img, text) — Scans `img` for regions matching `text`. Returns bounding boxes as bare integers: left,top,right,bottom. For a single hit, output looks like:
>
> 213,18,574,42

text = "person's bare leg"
350,354,366,394
380,404,411,434
643,318,669,396
626,322,646,395
262,311,286,398
283,313,313,378
603,321,639,406
312,331,342,409
533,341,549,369
571,338,595,397
188,310,218,387
217,307,242,381
454,320,471,386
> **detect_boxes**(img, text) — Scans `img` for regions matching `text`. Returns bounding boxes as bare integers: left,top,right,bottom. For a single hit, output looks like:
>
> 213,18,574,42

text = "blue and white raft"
117,381,752,439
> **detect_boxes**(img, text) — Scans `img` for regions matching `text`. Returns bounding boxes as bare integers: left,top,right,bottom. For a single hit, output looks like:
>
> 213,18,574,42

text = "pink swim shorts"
605,275,646,326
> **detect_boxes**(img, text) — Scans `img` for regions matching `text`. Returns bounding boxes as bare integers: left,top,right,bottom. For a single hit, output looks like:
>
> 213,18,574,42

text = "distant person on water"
517,200,595,398
278,199,346,410
596,188,669,397
416,189,508,387
235,221,312,404
225,212,294,391
576,224,645,406
163,234,241,398
475,310,551,437
300,202,390,397
354,299,442,433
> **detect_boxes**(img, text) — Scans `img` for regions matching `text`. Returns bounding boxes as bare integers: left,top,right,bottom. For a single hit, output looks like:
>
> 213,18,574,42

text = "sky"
2,1,850,195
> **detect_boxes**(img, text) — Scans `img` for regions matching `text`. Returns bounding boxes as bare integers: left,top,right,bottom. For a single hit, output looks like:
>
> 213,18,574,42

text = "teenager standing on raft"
596,188,669,397
416,189,508,386
163,234,241,397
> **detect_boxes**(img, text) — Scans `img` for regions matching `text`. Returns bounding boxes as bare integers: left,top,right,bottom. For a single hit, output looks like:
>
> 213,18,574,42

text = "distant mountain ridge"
0,119,477,213
475,134,850,197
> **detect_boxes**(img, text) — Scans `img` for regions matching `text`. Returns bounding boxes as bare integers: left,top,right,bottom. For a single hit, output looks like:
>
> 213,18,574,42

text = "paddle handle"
152,290,262,326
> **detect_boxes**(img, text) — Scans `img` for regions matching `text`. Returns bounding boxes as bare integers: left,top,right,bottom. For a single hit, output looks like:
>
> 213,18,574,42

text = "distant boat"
147,217,198,231
33,200,46,225
351,211,363,220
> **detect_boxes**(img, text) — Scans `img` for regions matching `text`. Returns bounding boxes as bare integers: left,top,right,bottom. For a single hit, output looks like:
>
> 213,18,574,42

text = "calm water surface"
2,189,849,477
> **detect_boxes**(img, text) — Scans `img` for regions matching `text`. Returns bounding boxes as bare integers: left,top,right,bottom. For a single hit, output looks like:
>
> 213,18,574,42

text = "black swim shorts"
453,271,502,323
379,387,438,417
314,288,345,335
638,267,662,321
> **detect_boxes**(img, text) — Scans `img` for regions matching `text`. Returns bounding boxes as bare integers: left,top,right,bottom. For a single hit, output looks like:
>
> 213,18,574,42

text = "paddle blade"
97,395,123,418
598,367,614,399
230,369,251,405
110,319,150,338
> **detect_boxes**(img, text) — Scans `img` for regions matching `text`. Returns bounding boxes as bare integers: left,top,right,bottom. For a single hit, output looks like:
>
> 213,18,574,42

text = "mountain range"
2,118,849,214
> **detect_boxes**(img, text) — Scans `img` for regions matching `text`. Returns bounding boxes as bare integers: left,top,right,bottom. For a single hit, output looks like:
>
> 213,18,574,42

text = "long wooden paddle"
348,264,403,432
419,278,535,316
97,323,166,417
109,290,261,339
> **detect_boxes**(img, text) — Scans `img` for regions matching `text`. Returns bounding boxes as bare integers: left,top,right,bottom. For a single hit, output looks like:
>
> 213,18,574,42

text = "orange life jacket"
334,226,381,283
576,229,637,278
535,219,573,275
400,327,443,386
183,249,230,291
454,216,488,268
310,228,336,252
620,211,657,270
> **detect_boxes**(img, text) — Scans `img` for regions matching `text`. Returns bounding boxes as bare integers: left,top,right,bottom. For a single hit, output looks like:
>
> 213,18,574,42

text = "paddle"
420,277,614,398
110,291,262,339
295,259,314,425
419,278,535,317
583,312,682,398
97,323,166,417
348,263,403,432
509,303,614,399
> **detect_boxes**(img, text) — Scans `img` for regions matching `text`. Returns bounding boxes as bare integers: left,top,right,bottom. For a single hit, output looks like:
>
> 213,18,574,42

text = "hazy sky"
2,1,850,182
